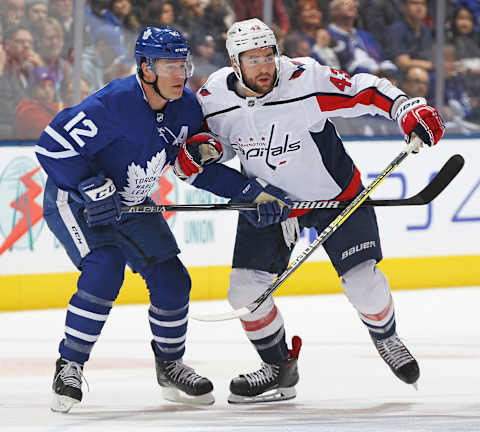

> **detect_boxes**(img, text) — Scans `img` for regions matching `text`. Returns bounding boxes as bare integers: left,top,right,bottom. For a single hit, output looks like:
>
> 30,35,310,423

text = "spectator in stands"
455,0,480,31
312,28,340,68
430,44,474,123
49,0,75,60
0,22,26,139
36,17,72,101
233,0,290,34
60,76,91,107
448,4,480,115
384,0,434,72
290,0,323,48
176,0,211,41
143,0,176,28
109,0,141,50
4,25,42,89
190,33,222,93
81,24,130,91
14,65,61,139
327,0,396,75
401,65,430,99
1,0,26,30
283,33,312,58
204,0,235,45
362,0,404,50
25,0,49,35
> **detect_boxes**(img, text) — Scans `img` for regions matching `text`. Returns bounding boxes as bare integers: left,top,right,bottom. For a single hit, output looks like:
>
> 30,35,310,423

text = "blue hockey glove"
231,178,292,228
78,175,122,227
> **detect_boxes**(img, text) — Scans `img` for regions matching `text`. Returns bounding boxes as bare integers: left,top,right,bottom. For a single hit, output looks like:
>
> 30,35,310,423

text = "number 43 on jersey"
329,68,352,92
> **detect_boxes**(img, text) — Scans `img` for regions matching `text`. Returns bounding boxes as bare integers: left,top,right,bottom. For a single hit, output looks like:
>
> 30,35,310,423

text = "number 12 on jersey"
329,68,352,92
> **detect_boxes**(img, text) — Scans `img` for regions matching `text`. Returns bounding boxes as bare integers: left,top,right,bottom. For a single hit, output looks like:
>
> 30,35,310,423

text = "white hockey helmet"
226,18,280,91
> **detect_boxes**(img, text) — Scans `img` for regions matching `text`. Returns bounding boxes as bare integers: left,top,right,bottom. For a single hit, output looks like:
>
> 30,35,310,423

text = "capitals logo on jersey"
199,87,211,96
289,61,305,80
231,124,301,170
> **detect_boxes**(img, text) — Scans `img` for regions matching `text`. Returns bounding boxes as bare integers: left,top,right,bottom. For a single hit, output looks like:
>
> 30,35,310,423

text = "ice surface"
1,287,479,431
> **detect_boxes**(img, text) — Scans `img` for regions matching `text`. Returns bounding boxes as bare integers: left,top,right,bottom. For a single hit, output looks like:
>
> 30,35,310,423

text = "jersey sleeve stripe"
34,145,80,159
45,125,76,150
315,87,392,114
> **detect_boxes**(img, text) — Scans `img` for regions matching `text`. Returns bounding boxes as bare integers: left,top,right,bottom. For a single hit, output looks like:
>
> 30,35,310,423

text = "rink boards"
0,137,479,311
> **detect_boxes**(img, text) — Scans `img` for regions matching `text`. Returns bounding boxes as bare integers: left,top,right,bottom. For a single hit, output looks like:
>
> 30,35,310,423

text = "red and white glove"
173,132,223,180
395,97,445,148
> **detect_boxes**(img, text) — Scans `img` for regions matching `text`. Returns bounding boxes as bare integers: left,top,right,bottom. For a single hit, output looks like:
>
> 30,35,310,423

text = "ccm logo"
341,241,376,260
71,226,83,244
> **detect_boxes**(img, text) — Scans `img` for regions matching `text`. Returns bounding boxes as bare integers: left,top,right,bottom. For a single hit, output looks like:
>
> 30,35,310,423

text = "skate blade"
50,393,80,413
228,386,296,404
161,387,215,406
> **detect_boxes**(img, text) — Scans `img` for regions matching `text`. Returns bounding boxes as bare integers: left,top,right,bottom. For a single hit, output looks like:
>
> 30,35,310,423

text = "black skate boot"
151,340,214,405
228,335,302,404
51,357,85,413
371,333,420,386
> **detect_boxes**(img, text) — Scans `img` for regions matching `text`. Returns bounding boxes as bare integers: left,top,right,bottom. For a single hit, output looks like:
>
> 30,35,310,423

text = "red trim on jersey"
335,167,361,201
316,89,391,114
360,295,393,322
289,167,361,218
241,306,278,331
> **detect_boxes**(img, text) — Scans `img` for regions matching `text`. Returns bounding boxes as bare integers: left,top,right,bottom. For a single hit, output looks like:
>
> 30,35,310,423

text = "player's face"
154,58,187,100
238,47,276,95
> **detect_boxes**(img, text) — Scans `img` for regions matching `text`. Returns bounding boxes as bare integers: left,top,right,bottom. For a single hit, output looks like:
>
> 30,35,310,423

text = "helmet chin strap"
140,73,169,101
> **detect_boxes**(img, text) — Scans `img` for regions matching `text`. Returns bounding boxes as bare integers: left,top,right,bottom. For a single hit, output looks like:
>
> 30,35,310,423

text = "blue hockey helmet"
135,26,193,76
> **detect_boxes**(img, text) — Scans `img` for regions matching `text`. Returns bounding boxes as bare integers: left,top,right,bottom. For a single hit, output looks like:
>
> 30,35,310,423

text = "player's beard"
244,71,276,95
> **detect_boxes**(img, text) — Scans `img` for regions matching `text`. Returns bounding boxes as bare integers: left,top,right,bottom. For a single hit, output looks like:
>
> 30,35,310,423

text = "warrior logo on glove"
173,132,223,179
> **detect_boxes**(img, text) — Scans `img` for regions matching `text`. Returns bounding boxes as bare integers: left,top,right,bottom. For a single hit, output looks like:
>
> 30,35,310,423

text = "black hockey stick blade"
365,153,464,206
121,154,464,214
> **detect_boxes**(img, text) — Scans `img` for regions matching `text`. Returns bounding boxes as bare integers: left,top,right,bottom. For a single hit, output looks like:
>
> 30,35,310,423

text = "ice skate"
228,336,302,404
151,340,214,405
371,333,420,387
51,357,85,413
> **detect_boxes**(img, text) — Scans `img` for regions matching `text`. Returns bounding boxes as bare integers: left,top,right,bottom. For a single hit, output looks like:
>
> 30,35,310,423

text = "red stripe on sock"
241,306,278,332
360,295,393,321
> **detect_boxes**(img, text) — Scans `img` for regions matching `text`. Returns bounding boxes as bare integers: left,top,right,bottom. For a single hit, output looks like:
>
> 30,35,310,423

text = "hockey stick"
189,137,435,322
121,154,463,214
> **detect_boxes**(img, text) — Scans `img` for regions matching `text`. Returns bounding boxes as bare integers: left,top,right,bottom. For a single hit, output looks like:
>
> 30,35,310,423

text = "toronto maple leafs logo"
119,150,168,205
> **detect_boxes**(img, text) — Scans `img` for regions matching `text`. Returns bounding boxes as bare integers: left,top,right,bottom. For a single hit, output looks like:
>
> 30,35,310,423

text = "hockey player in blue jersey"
34,26,230,412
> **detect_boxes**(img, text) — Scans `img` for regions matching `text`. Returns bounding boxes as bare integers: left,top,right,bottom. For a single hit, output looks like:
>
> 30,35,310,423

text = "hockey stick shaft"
189,137,423,322
121,154,463,214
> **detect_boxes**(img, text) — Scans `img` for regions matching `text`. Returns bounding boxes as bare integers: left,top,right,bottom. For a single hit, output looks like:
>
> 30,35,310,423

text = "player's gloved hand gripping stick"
189,135,429,322
78,175,122,228
230,178,292,228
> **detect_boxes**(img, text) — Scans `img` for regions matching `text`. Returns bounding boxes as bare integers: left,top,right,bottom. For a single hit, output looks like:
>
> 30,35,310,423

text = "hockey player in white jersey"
174,18,445,403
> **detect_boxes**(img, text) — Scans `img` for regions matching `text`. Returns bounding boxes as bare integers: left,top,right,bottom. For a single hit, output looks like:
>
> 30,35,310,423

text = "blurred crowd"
1,0,480,141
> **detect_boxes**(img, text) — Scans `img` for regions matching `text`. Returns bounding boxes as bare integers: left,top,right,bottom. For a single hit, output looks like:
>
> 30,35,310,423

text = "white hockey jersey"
197,56,407,201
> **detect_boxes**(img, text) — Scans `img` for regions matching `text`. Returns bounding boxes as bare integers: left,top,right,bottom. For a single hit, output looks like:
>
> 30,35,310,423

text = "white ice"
1,287,479,432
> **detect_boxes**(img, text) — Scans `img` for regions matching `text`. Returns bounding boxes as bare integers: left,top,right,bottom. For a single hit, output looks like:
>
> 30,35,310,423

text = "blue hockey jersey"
35,74,203,206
